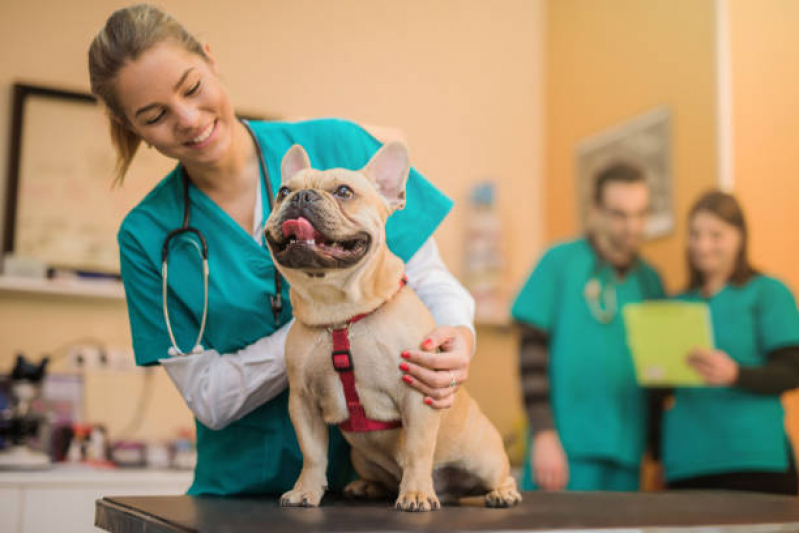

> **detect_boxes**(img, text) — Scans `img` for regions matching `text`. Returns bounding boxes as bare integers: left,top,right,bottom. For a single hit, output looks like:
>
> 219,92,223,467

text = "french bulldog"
264,141,521,511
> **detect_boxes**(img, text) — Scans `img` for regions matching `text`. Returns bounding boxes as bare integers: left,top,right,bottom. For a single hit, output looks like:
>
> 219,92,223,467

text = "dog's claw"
485,486,522,508
395,490,440,512
280,487,324,508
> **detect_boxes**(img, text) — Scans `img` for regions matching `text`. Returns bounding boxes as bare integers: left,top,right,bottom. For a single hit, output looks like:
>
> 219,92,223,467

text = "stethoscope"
583,270,618,324
583,252,650,325
161,118,283,356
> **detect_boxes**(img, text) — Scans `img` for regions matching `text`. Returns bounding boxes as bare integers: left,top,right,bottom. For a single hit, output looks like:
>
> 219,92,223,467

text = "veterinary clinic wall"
544,0,718,292
728,0,799,458
545,0,799,464
0,1,545,443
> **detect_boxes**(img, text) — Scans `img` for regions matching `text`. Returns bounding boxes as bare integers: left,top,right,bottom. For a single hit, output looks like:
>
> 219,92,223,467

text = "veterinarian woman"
660,191,799,495
89,5,476,496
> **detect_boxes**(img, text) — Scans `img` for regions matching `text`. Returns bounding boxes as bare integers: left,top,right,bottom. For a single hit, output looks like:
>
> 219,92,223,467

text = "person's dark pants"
668,447,798,496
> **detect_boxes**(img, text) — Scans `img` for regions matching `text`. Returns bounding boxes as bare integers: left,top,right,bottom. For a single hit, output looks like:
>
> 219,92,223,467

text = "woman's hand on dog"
399,325,474,409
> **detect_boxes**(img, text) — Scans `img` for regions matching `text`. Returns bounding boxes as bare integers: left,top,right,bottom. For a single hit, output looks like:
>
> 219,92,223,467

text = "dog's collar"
329,274,407,433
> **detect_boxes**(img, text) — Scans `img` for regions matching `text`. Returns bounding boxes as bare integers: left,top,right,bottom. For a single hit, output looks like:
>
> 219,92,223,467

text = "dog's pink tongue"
282,217,316,240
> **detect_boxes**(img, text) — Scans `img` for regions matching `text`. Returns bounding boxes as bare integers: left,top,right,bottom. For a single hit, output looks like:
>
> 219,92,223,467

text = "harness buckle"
332,350,353,371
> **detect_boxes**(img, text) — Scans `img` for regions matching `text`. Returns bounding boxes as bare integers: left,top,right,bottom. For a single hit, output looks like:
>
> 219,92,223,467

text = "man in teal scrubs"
512,163,664,491
119,118,454,495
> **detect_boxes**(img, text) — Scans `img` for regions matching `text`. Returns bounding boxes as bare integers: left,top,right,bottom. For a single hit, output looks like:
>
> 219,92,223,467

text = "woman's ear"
203,43,219,74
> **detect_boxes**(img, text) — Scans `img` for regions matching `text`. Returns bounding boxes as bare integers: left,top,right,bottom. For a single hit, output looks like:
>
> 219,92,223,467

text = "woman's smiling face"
688,209,742,279
114,40,236,167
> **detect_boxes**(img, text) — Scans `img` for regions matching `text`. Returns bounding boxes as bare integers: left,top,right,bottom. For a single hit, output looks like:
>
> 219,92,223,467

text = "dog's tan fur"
265,142,520,511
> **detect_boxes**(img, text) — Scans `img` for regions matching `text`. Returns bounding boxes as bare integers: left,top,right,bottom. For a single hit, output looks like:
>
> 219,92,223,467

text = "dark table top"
95,491,799,532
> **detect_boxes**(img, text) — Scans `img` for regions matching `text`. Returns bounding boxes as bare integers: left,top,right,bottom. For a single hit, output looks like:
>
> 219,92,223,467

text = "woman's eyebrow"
173,67,195,90
134,67,195,117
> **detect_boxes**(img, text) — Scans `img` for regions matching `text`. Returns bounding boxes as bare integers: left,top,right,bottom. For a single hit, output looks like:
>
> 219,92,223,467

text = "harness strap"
330,276,407,432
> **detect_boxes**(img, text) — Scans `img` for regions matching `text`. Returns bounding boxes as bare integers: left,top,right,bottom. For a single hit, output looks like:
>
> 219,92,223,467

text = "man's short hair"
593,162,646,206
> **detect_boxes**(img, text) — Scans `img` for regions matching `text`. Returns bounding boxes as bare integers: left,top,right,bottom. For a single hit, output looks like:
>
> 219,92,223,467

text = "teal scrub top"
511,238,665,468
663,275,799,482
118,118,453,496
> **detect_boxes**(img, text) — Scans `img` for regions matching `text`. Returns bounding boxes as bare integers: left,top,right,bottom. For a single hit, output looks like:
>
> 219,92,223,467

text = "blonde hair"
88,4,207,185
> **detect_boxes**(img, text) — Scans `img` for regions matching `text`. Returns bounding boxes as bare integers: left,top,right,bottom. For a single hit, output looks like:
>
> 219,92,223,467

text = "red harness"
330,276,407,433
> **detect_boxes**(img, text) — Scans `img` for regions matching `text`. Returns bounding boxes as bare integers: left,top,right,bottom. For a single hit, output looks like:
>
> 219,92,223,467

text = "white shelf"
0,275,125,300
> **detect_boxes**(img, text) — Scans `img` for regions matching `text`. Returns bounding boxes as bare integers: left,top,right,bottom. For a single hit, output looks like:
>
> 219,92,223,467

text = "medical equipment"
161,119,283,356
583,254,655,324
583,275,617,324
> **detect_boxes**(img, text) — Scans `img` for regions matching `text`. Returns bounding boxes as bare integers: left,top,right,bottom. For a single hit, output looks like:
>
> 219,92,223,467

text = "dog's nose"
292,189,321,206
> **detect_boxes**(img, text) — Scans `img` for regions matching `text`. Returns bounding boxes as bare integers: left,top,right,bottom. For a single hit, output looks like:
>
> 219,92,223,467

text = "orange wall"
545,0,718,292
729,0,799,457
730,0,799,293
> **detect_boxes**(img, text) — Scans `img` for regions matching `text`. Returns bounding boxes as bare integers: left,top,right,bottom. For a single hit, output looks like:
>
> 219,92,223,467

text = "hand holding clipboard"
623,301,714,387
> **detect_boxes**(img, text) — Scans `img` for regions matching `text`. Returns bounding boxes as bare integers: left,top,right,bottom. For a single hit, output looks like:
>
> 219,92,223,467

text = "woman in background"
662,191,799,495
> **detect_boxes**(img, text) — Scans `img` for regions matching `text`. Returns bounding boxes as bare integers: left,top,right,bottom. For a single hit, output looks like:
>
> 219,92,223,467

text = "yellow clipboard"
622,301,713,387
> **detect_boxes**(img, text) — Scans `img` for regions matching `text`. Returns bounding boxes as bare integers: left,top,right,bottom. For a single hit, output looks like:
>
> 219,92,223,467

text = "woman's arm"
159,237,473,425
158,321,292,430
736,346,799,394
399,237,476,409
405,237,476,350
687,346,799,394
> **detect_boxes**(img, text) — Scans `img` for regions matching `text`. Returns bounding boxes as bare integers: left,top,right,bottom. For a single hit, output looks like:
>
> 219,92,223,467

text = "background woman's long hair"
686,190,759,291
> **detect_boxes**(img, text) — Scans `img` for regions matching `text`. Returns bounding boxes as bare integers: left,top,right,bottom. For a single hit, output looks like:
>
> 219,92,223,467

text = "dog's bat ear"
364,141,409,211
281,144,311,184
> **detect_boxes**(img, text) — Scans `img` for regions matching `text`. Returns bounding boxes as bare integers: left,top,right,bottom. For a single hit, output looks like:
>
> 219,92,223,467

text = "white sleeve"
158,319,293,430
405,238,477,354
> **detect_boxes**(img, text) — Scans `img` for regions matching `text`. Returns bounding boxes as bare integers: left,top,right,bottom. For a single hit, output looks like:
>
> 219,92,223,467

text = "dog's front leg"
281,390,328,507
395,397,442,512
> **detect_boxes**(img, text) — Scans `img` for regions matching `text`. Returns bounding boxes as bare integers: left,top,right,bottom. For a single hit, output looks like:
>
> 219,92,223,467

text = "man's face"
593,181,650,259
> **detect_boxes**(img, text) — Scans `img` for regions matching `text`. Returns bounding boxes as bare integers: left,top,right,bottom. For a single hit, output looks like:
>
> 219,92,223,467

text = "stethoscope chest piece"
584,275,617,325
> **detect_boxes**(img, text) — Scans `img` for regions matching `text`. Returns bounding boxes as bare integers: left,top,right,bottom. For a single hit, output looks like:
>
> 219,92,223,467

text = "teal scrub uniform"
663,276,799,482
118,118,453,496
511,238,665,491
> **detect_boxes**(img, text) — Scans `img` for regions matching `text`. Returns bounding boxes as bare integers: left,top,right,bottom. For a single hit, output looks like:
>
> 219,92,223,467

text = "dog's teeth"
304,239,315,246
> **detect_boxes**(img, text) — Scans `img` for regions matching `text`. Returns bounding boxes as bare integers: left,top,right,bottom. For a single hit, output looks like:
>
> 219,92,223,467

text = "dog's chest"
296,318,408,425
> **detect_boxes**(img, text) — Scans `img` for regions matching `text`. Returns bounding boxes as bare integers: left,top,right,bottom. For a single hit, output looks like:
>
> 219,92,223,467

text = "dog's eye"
276,186,290,202
333,185,354,200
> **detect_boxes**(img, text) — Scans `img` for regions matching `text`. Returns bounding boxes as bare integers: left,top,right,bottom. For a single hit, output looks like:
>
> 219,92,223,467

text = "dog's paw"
344,478,388,500
280,486,324,507
485,486,522,508
395,490,441,512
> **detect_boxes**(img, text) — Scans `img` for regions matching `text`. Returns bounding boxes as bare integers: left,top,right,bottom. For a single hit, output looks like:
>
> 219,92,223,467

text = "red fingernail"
402,375,414,385
401,351,410,359
399,362,410,372
424,398,433,406
422,340,433,349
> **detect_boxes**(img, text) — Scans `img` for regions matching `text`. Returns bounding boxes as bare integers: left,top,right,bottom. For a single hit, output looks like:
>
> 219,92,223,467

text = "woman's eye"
186,80,201,96
145,110,165,125
277,187,290,201
333,185,354,200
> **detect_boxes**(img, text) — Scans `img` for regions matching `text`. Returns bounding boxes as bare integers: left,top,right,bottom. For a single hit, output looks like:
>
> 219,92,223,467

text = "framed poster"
575,107,674,240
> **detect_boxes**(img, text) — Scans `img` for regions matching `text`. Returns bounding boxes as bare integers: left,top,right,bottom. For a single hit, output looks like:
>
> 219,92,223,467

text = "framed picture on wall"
575,106,674,240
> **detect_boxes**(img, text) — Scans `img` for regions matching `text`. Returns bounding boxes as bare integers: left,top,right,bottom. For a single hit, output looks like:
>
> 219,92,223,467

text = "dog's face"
265,142,409,275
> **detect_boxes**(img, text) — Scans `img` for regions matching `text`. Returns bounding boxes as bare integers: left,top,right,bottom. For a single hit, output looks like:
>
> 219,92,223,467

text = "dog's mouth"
266,216,371,270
